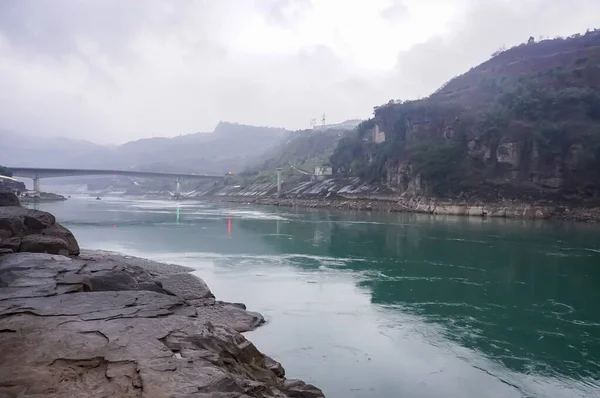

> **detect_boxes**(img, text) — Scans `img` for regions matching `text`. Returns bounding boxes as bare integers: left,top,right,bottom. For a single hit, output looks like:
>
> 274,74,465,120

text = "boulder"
282,380,326,398
0,192,20,207
23,210,56,230
157,272,214,300
19,235,71,256
41,223,80,255
0,206,79,256
0,236,21,252
0,213,25,236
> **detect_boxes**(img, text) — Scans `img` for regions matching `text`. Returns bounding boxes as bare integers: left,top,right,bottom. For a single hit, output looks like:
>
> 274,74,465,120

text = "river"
29,196,600,398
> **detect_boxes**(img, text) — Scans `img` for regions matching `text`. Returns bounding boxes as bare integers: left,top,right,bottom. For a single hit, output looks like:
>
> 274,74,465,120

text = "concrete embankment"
0,192,324,398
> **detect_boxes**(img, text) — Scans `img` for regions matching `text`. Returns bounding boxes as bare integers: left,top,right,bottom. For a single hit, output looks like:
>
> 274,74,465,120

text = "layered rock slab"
0,251,324,398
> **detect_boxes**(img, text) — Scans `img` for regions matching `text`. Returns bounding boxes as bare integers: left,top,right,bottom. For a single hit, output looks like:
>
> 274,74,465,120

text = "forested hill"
331,30,600,203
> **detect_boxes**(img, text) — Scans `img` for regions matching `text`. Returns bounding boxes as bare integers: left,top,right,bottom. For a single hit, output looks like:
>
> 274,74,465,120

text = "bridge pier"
276,169,282,195
33,177,40,193
175,177,181,198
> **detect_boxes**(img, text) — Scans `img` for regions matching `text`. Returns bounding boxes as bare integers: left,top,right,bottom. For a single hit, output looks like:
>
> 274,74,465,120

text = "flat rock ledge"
0,250,324,398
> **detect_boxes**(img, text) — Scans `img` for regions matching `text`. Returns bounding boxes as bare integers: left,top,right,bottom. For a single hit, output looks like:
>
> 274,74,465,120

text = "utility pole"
276,168,282,196
175,177,181,198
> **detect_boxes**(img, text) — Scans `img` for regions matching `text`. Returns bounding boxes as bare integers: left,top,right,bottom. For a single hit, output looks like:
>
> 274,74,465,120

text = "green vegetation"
243,129,342,183
330,31,600,199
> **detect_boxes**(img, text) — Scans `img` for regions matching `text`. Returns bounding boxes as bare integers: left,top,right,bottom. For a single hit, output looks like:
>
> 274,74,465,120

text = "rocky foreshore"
0,192,324,398
221,195,600,222
19,191,68,203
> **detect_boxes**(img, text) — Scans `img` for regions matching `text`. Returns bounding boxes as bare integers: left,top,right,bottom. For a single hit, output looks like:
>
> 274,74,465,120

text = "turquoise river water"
30,196,600,398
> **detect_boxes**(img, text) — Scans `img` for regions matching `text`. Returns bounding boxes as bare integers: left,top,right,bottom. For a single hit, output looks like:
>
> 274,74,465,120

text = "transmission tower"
321,114,326,129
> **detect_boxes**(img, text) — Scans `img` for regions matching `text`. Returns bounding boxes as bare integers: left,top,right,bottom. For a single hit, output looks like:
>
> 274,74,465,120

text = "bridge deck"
9,167,224,180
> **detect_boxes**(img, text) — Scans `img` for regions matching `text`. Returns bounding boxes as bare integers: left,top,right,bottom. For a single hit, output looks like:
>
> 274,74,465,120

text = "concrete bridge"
8,167,227,195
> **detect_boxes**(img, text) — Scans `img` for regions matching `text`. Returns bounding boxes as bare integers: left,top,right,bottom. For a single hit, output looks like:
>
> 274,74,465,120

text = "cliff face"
331,30,600,204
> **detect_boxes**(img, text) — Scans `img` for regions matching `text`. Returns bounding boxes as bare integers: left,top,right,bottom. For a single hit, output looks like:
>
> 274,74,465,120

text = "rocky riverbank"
19,191,68,203
221,195,600,222
199,176,600,222
0,192,324,397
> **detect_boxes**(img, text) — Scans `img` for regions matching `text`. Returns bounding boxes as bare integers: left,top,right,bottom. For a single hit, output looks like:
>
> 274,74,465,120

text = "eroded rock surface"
0,251,324,398
0,195,80,255
0,192,20,207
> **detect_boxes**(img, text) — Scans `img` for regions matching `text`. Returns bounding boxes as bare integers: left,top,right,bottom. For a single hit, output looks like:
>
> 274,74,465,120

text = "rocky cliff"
330,31,600,207
0,193,324,397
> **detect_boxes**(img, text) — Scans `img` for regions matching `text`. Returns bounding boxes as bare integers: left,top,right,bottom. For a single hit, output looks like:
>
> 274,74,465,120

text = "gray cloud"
0,0,598,143
0,0,191,59
385,0,600,100
262,0,313,27
381,0,409,22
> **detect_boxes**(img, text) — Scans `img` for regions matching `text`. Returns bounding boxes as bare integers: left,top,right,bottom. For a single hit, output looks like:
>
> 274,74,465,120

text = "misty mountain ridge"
0,122,290,174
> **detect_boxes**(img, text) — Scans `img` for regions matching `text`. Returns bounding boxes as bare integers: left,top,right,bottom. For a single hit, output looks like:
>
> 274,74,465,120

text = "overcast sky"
1,0,599,143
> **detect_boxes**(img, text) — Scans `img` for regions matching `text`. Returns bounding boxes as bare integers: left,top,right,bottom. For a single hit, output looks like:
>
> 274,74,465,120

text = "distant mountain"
0,130,110,169
0,122,290,174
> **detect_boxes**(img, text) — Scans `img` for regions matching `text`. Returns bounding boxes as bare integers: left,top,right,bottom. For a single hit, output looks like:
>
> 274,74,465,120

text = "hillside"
330,30,600,203
242,128,345,183
0,122,289,175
